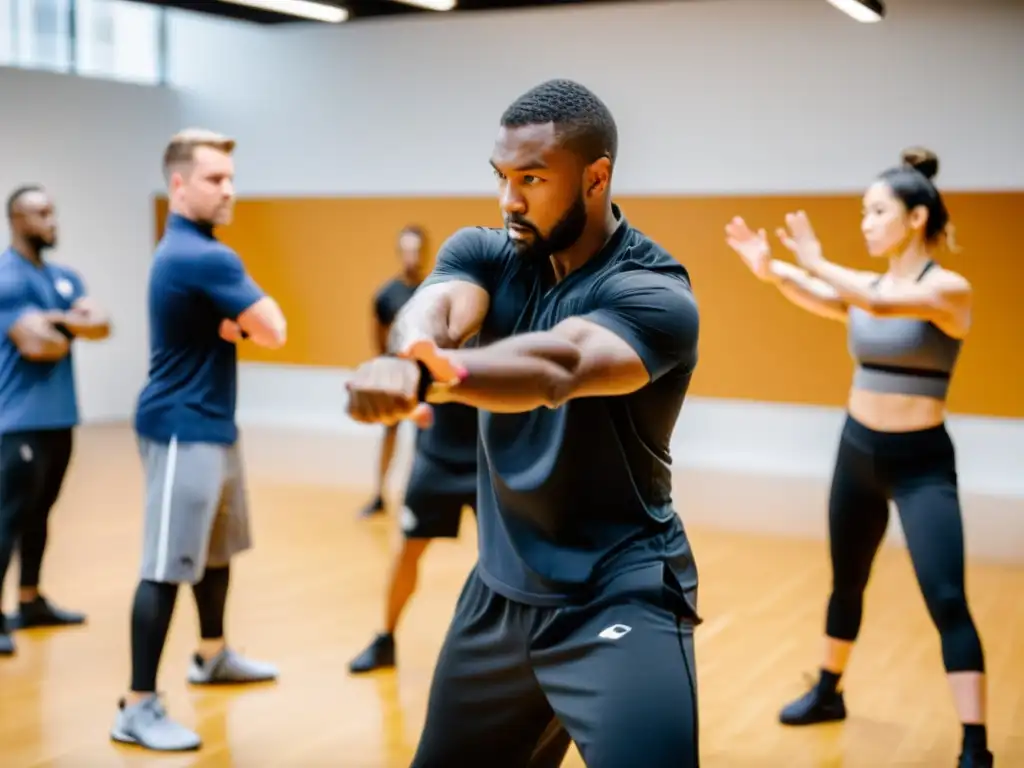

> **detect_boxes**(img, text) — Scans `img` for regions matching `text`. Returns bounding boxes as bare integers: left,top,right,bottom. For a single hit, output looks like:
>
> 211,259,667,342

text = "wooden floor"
1,425,1023,768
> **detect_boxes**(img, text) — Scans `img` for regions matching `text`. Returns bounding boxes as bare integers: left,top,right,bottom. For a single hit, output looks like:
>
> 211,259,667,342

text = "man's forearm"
426,332,582,412
387,295,454,354
58,308,111,340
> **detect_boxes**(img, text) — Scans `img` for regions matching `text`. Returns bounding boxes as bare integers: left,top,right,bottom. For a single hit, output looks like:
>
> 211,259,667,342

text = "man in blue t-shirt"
111,129,287,753
0,185,111,657
345,80,702,767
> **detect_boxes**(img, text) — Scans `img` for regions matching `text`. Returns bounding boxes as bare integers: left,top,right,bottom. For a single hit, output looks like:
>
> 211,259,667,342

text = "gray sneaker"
187,648,278,685
110,694,201,752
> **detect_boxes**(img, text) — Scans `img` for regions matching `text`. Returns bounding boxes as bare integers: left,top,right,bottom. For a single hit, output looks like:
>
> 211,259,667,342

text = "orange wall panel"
154,191,1024,418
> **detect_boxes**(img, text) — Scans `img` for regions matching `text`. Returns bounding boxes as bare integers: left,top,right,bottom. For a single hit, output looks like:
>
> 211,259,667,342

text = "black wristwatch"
415,360,434,403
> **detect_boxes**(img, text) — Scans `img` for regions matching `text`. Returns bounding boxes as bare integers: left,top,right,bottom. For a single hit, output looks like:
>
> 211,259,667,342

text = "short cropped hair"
500,79,618,165
162,128,236,182
6,184,44,220
399,224,425,241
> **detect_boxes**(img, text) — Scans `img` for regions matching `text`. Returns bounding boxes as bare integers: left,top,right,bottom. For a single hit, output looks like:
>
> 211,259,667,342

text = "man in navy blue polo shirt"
111,129,287,753
344,80,702,767
0,185,111,657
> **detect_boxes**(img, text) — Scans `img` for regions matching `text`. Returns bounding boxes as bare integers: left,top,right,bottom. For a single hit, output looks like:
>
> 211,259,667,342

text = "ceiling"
128,0,631,26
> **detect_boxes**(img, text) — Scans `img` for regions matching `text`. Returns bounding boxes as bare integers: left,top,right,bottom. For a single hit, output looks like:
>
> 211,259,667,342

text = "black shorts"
400,451,476,540
411,561,700,768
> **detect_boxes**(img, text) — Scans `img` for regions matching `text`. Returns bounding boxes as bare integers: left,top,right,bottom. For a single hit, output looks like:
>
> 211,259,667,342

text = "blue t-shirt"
0,247,86,435
421,205,701,608
134,213,265,445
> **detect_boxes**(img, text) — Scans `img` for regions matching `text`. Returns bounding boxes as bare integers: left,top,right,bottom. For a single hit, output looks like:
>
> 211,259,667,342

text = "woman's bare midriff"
847,388,947,433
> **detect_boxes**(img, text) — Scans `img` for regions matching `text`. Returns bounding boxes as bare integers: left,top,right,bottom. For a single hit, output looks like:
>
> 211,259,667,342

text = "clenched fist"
345,356,432,427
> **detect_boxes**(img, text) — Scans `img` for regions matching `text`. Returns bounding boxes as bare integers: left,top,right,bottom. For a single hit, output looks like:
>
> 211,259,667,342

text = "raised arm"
54,270,111,341
777,210,972,338
385,227,497,355
0,278,69,361
725,216,850,323
191,247,286,349
60,296,112,340
416,269,699,413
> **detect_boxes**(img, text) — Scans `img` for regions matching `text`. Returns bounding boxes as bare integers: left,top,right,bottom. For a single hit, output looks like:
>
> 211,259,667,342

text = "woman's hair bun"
900,146,939,180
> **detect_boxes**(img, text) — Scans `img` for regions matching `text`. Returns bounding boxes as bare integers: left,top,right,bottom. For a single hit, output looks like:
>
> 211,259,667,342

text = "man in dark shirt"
358,224,429,518
111,129,287,753
345,80,702,766
0,185,111,657
348,399,478,673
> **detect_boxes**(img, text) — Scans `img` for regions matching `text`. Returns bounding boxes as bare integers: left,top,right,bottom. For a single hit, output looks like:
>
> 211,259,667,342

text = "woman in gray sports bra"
726,148,991,768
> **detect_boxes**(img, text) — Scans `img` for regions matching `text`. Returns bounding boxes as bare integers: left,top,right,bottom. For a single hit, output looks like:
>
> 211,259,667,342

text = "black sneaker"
779,679,847,726
348,633,396,673
358,496,386,519
958,748,994,768
0,614,14,656
9,595,86,629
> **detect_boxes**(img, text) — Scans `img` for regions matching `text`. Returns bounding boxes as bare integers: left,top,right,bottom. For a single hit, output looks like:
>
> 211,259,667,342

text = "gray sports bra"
847,261,962,400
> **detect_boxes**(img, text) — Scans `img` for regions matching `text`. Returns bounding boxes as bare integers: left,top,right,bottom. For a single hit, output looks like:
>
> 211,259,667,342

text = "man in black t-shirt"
347,399,478,674
345,80,702,767
357,225,428,518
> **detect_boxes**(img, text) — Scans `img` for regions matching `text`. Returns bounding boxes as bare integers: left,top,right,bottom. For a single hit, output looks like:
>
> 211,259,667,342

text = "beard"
27,234,55,253
506,191,588,262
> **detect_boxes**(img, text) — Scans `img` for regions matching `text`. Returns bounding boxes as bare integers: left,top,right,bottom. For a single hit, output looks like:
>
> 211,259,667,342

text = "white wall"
164,0,1024,555
0,66,180,421
167,0,1024,196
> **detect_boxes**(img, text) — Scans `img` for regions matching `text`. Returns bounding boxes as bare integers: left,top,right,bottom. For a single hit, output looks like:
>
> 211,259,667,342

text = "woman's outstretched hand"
725,216,772,281
776,211,825,271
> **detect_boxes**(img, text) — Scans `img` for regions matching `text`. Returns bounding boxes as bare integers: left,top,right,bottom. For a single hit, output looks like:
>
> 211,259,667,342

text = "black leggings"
825,416,984,673
0,428,73,612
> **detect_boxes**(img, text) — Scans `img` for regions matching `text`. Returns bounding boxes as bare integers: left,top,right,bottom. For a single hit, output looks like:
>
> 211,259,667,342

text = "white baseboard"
236,362,1024,499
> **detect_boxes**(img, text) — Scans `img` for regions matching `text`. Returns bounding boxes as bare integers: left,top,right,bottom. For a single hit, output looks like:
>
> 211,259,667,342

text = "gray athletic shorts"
137,436,251,584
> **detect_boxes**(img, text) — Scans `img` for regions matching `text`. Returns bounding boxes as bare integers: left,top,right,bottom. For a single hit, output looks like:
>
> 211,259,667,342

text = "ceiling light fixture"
219,0,348,23
825,0,885,23
389,0,457,10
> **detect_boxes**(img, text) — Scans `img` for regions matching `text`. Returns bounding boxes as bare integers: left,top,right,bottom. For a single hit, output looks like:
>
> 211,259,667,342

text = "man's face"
171,146,236,226
490,122,595,261
12,189,58,251
398,230,425,276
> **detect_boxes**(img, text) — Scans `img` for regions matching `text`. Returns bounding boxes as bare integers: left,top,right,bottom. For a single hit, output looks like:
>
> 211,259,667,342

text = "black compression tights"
129,566,231,692
824,418,985,673
192,565,230,640
130,580,178,693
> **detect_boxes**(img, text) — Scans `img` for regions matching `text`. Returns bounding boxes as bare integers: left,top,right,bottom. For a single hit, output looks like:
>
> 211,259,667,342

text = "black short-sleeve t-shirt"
420,205,701,609
373,278,419,327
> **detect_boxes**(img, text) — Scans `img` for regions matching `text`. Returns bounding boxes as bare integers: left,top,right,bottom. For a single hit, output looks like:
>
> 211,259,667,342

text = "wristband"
53,322,75,340
415,361,434,403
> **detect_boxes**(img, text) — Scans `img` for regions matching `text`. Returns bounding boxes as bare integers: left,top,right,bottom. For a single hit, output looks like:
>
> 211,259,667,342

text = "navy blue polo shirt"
420,206,701,607
134,213,265,445
0,247,86,434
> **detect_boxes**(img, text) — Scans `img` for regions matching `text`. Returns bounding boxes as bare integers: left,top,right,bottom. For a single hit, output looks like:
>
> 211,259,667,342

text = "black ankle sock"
817,669,842,696
962,724,987,753
130,579,178,693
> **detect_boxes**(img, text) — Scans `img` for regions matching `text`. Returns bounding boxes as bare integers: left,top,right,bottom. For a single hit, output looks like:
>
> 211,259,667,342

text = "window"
0,0,14,65
14,0,72,72
75,0,162,85
0,0,165,85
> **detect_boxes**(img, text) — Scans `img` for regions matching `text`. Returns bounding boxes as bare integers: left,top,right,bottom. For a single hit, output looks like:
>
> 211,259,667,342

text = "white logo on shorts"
598,624,632,640
20,444,33,462
400,506,418,533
